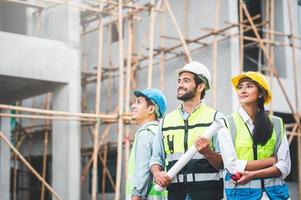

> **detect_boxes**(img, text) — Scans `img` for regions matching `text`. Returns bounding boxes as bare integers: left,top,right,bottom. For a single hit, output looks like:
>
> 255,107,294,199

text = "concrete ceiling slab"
0,75,65,103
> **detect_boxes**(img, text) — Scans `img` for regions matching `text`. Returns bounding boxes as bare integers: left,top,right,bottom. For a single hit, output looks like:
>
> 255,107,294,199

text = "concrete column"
0,110,12,200
52,48,81,200
48,2,81,200
228,0,240,111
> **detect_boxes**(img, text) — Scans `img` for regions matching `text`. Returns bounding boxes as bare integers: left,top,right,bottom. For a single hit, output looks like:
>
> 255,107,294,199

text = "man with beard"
150,61,225,200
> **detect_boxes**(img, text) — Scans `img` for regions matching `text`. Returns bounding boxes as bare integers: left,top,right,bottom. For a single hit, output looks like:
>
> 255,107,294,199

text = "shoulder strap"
226,114,236,144
271,116,283,153
146,125,157,135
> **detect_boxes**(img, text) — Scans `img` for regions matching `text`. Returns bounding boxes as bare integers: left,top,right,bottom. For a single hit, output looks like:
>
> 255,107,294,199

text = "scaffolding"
0,0,300,200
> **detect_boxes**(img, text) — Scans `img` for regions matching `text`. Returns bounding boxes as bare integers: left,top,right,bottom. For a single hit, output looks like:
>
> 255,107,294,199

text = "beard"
177,87,197,101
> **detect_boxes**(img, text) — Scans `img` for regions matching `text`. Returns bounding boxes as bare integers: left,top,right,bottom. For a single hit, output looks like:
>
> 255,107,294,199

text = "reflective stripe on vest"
225,113,289,199
166,152,205,162
225,174,285,189
126,123,167,199
162,105,222,183
228,112,282,161
172,171,223,183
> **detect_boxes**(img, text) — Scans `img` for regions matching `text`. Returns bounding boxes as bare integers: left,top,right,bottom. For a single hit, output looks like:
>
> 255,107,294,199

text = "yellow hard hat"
231,71,272,105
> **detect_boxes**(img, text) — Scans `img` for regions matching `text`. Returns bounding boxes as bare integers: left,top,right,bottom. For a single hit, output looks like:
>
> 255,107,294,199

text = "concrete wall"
0,1,27,34
0,31,72,83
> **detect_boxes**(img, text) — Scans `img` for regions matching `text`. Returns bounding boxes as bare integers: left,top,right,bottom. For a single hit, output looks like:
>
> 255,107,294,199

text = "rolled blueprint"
154,120,224,192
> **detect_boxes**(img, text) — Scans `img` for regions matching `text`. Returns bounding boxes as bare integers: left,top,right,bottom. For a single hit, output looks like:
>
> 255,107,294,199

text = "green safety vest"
126,123,167,200
225,112,289,200
162,104,223,198
227,112,283,160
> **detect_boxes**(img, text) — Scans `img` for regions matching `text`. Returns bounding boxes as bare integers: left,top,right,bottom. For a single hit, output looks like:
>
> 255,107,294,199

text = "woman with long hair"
225,71,291,200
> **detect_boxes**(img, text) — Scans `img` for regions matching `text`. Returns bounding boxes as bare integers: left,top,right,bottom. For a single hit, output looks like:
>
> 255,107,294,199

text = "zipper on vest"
253,142,265,191
183,119,189,184
184,120,188,152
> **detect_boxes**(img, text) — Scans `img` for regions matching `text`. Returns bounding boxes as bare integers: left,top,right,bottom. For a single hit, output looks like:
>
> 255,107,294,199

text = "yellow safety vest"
162,104,223,198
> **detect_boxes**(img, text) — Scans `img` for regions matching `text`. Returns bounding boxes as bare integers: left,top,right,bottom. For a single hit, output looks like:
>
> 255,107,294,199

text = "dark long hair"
252,88,273,146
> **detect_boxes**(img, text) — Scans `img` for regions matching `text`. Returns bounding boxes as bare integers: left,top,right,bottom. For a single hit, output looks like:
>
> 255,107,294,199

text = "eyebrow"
179,77,192,81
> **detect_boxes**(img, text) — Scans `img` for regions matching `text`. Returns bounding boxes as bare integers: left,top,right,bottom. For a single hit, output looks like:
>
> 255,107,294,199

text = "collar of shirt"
238,106,254,132
136,120,158,133
180,102,204,120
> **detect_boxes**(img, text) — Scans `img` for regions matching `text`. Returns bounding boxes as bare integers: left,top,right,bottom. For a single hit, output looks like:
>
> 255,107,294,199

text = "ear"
197,83,206,93
148,105,155,114
258,90,265,99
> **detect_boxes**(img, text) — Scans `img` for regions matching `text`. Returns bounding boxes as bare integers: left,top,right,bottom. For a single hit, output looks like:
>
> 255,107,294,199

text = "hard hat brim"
231,73,272,105
133,90,145,98
175,68,197,76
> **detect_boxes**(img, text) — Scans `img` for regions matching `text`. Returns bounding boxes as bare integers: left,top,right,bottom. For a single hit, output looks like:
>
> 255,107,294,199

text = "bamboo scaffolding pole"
115,0,125,199
12,152,17,200
12,123,51,132
137,22,272,73
10,134,27,160
159,2,166,91
81,125,115,190
239,2,244,72
12,102,20,200
287,0,301,196
95,0,160,11
159,15,260,59
164,0,191,62
268,0,275,114
80,1,165,36
92,12,104,200
147,0,155,88
40,93,52,200
297,133,301,198
81,25,89,113
240,0,296,117
0,131,62,200
40,93,51,200
40,0,119,16
0,104,117,119
287,0,299,119
0,113,99,122
211,0,220,107
236,24,301,40
99,154,115,191
124,2,133,183
265,0,270,62
83,16,264,84
146,0,163,87
101,144,108,200
288,124,298,144
241,36,300,48
40,130,49,200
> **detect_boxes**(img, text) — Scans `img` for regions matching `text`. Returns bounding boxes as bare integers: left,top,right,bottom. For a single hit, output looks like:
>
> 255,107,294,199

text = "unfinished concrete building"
0,0,300,200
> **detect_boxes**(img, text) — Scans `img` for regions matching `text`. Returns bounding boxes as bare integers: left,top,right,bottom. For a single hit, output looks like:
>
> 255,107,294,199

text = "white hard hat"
175,61,211,90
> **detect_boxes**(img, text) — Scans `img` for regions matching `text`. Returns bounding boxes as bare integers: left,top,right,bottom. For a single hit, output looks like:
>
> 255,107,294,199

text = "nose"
131,103,136,110
241,86,247,93
238,86,246,94
178,80,183,87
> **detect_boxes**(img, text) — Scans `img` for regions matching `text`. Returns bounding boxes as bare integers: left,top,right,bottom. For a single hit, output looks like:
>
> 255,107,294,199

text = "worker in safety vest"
150,61,226,200
126,88,168,200
225,71,291,200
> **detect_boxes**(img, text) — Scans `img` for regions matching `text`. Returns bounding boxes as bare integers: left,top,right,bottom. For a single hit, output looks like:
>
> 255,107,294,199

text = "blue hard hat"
133,88,167,118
